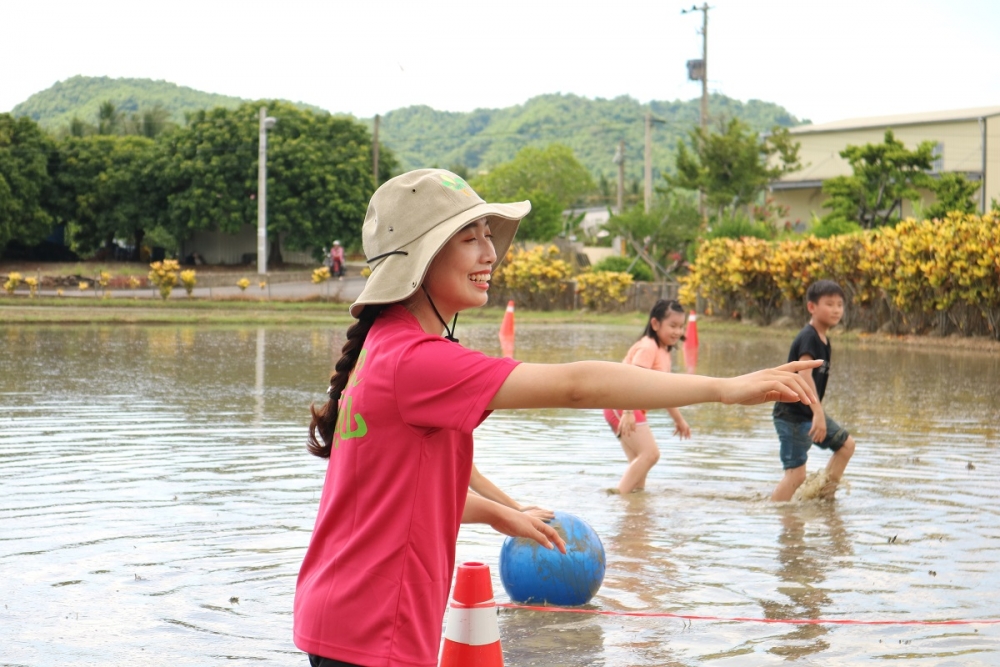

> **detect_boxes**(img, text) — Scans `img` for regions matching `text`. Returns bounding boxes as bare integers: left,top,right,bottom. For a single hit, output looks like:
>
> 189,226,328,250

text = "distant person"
771,280,857,501
604,299,691,494
329,240,345,278
293,168,819,667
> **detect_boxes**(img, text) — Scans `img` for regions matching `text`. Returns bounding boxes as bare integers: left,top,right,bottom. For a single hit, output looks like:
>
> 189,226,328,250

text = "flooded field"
1,323,998,666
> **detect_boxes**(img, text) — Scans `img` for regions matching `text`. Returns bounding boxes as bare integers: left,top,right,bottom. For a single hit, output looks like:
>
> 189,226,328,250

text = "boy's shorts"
774,415,850,470
604,409,647,436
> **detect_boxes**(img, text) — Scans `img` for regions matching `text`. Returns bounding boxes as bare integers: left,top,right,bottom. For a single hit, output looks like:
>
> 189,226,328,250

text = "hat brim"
349,200,529,318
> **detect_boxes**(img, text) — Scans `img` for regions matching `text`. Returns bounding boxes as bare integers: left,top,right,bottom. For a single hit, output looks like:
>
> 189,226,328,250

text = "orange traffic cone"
684,310,699,349
499,300,515,358
440,562,504,667
683,311,699,374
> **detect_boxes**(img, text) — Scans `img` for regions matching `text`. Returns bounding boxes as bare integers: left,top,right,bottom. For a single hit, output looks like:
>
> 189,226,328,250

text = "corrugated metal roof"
791,106,1000,134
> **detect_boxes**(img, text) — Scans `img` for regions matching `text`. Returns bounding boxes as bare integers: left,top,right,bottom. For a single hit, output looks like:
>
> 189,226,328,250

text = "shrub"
705,213,776,241
180,270,197,296
575,271,634,312
491,245,573,310
591,255,654,282
810,216,862,239
3,272,22,294
148,260,180,300
681,213,1000,337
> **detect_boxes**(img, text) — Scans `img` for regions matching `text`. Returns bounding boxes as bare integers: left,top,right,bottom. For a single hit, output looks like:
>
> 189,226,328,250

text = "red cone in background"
499,300,515,358
683,311,699,373
440,562,504,667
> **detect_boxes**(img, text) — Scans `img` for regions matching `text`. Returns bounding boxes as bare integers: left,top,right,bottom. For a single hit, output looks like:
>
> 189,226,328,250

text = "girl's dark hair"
308,304,387,458
642,299,686,350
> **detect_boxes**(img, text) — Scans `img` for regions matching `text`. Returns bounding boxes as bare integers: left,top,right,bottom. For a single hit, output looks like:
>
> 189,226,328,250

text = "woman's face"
422,218,497,316
651,309,686,347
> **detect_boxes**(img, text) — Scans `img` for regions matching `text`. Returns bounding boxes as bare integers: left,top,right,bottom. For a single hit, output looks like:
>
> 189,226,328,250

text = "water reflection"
256,327,266,425
761,503,852,658
1,324,999,666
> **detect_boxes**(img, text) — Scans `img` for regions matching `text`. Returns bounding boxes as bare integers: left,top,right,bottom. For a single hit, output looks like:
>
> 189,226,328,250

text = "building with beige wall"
769,106,1000,226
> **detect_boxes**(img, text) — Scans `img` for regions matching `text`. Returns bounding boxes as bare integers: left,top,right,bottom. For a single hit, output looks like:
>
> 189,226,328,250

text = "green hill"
12,75,324,129
13,76,806,182
370,93,807,181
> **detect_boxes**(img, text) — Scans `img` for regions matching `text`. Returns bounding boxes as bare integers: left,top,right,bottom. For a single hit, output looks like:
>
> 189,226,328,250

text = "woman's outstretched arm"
487,360,822,411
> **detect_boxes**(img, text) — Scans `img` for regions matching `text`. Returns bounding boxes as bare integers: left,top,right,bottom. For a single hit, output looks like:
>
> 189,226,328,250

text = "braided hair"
308,305,387,458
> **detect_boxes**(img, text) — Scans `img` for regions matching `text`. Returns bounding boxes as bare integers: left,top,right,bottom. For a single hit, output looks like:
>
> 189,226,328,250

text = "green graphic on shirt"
336,395,367,442
333,348,368,448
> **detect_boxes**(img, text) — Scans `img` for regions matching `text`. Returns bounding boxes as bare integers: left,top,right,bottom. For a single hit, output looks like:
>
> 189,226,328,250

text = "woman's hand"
519,505,556,521
490,506,567,553
719,360,822,406
617,410,636,437
673,417,691,439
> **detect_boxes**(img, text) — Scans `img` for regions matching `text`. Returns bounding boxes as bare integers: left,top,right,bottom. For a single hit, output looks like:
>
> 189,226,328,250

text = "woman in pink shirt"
604,299,691,494
294,169,820,667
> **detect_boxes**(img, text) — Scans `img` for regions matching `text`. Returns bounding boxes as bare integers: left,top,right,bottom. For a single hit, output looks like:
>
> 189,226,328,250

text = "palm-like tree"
96,100,121,135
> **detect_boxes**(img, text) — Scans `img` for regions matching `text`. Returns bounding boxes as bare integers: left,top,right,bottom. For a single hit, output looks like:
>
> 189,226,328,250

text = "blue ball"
499,511,606,606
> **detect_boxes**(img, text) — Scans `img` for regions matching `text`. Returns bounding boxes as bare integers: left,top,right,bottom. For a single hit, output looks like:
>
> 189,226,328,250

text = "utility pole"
683,3,710,131
643,114,665,213
644,113,653,213
700,3,708,131
373,114,381,188
613,140,625,213
683,3,711,219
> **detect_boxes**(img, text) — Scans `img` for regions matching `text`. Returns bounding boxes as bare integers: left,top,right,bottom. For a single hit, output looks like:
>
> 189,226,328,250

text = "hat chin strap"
421,285,459,343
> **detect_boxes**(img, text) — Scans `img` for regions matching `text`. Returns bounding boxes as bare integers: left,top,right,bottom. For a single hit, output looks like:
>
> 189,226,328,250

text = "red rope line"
497,603,1000,626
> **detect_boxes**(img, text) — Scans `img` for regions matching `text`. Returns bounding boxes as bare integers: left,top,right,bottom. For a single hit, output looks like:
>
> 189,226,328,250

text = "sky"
3,0,1000,125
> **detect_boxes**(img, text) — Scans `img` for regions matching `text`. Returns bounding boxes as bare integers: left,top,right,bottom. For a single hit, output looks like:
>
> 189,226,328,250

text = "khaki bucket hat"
350,169,530,318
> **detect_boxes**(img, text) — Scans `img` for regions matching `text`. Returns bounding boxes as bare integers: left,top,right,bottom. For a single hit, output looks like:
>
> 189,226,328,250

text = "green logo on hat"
440,174,472,195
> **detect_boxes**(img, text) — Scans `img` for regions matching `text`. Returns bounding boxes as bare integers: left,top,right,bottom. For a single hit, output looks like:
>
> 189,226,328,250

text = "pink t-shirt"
622,335,671,372
294,305,519,667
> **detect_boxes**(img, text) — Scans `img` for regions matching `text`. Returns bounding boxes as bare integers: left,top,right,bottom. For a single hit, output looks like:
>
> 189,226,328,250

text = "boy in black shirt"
771,280,856,501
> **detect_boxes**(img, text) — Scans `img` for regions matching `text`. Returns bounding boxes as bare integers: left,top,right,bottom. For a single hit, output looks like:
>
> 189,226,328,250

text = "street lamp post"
257,107,277,276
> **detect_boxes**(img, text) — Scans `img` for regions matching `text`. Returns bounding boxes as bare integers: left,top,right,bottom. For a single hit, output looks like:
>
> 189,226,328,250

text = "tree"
923,172,981,220
96,100,123,135
158,101,393,259
821,130,937,229
51,135,161,257
668,118,801,220
472,144,594,241
603,195,702,279
0,114,55,252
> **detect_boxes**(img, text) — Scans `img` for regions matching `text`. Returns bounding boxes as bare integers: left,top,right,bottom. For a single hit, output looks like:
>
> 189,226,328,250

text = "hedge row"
679,213,1000,339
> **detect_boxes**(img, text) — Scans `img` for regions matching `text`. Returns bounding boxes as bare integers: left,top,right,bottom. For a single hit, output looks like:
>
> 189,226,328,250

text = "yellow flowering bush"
148,260,180,300
97,271,111,290
127,276,141,289
24,277,38,298
237,278,251,292
179,270,197,296
491,245,573,310
681,213,1000,337
79,281,89,292
575,271,634,312
312,267,331,284
3,272,22,295
680,237,782,323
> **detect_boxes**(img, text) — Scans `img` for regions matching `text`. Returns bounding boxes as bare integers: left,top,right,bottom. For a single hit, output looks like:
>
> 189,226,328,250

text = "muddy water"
1,324,998,666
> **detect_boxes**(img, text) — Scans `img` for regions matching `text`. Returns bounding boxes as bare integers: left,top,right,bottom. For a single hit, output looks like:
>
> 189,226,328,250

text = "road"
31,275,367,302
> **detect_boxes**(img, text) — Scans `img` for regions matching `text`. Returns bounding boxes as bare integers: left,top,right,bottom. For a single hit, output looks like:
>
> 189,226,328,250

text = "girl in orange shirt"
604,299,690,494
